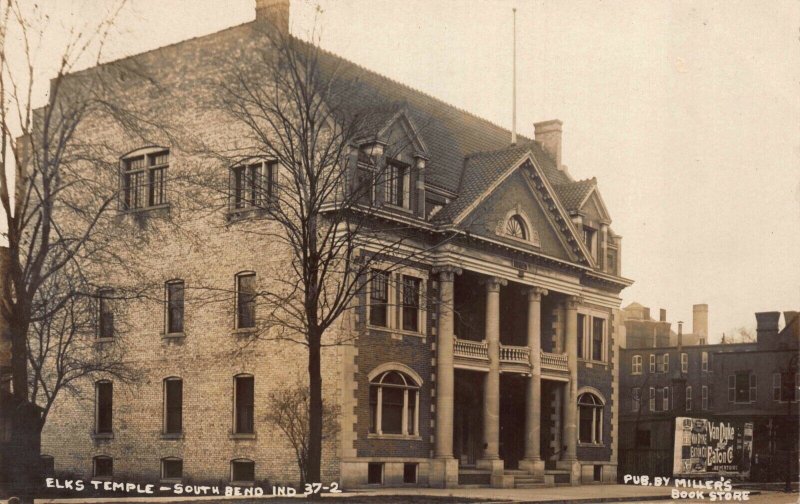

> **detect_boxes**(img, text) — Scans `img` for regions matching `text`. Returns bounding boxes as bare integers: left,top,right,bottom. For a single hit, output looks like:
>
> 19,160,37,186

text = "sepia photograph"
0,1,797,503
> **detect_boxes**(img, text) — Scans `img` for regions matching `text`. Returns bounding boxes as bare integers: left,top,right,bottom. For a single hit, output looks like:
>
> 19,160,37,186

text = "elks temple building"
40,0,632,489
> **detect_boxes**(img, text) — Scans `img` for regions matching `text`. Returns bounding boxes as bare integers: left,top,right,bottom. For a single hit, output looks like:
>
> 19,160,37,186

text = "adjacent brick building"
38,0,632,489
619,304,799,481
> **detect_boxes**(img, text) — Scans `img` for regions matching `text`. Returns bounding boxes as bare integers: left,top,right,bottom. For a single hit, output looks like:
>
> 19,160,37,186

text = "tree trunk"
307,327,323,491
10,322,30,402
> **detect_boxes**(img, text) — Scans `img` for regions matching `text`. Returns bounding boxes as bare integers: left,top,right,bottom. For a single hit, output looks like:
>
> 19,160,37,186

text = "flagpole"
512,7,517,145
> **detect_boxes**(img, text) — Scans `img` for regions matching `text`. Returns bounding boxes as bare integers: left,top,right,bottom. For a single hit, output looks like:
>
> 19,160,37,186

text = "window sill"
232,327,258,336
160,478,182,485
94,337,114,345
229,433,256,440
226,207,270,223
367,325,425,339
161,432,184,440
92,432,114,440
121,203,171,215
161,332,185,340
229,481,255,487
368,433,422,441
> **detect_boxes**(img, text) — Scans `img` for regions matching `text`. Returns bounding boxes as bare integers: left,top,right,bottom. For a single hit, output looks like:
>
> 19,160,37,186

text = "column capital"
525,286,549,301
565,295,582,309
481,276,507,292
433,265,462,282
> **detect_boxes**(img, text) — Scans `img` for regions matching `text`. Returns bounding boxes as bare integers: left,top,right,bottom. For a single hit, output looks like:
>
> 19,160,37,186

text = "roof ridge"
463,141,535,160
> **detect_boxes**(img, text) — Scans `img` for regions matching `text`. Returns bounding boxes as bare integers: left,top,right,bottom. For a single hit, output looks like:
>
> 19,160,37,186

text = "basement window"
367,462,383,485
403,463,417,484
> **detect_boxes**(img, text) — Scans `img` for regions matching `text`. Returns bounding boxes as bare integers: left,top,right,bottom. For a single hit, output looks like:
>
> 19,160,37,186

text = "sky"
9,0,800,340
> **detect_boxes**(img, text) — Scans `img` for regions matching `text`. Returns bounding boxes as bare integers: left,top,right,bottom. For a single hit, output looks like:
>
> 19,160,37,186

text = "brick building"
618,304,799,481
38,0,632,489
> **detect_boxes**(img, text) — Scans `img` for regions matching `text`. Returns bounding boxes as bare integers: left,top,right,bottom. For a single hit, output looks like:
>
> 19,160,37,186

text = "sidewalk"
351,484,675,502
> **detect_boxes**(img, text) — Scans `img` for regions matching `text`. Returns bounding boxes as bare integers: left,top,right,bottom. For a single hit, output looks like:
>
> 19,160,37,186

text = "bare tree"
265,380,340,485
0,2,144,500
183,21,454,486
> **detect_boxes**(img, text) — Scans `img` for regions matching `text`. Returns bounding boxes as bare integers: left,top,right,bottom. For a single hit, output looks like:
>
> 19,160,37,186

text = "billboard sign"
673,417,753,476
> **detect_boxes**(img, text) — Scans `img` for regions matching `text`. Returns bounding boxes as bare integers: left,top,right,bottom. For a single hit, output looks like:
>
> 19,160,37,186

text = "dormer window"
506,215,528,240
583,226,597,260
385,161,410,209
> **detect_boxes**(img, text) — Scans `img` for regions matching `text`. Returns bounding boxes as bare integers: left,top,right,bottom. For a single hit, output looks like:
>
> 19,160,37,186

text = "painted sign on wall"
673,417,753,476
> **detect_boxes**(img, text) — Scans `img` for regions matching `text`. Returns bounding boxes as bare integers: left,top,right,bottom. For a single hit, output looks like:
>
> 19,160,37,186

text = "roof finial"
511,7,517,146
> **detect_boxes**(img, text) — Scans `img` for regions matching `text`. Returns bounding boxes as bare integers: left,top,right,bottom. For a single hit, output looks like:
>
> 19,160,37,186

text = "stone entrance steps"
545,469,573,486
504,469,546,489
458,468,491,486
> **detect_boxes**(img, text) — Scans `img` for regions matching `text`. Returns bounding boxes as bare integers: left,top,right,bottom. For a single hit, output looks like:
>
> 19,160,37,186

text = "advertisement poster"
673,417,754,477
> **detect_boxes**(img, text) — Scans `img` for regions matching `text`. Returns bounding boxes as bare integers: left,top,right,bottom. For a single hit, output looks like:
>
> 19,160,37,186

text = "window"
235,273,256,329
686,386,692,411
401,276,421,332
730,372,756,403
41,455,55,477
367,462,383,484
163,378,183,434
97,288,114,339
592,318,605,361
583,226,597,259
234,375,254,434
631,387,641,412
122,149,169,210
231,161,276,210
94,456,113,477
369,270,389,327
578,392,603,444
385,162,410,208
681,353,688,373
701,352,708,372
632,355,642,375
96,381,113,434
662,353,669,373
161,458,183,480
701,385,708,410
355,161,376,204
649,387,655,412
577,314,586,359
369,370,419,436
649,354,656,373
662,387,669,411
774,372,798,402
403,463,417,484
231,459,255,483
165,281,185,334
593,465,602,482
506,215,528,240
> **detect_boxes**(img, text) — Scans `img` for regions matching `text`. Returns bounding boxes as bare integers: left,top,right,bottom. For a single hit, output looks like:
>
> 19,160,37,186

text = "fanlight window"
506,215,528,240
369,370,420,436
578,392,603,444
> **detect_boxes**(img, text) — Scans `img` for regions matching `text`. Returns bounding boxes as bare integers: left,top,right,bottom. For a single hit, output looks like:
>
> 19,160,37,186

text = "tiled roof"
553,178,596,212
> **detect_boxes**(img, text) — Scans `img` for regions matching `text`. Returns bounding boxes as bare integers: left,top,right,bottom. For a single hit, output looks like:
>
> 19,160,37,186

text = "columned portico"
519,286,547,480
477,276,506,477
558,295,581,482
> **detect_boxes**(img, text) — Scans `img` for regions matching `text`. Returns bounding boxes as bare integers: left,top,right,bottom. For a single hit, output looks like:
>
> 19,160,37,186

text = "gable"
461,169,576,262
379,114,426,164
579,190,611,226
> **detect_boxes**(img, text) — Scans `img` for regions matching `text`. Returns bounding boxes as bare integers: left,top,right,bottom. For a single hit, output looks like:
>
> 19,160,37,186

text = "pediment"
377,109,430,160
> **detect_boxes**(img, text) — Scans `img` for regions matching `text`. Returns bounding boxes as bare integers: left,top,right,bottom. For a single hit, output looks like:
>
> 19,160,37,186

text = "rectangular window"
686,386,692,411
632,355,642,374
381,386,404,434
403,463,417,484
386,162,410,208
401,276,421,332
662,353,669,373
369,270,389,327
592,318,604,361
593,465,602,482
577,314,586,359
166,281,185,334
236,273,256,329
94,457,113,477
231,460,255,482
369,386,378,433
662,387,669,411
162,459,183,480
702,385,708,410
681,353,688,373
632,387,641,412
649,387,655,412
234,376,254,434
583,226,597,259
98,289,114,339
731,372,754,403
701,352,708,372
164,379,183,434
368,462,383,484
649,354,656,373
232,161,276,210
96,382,113,434
123,150,169,210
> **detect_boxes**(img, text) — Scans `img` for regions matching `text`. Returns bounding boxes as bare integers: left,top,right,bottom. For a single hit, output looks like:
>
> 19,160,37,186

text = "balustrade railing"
499,344,530,364
540,350,569,371
453,338,488,360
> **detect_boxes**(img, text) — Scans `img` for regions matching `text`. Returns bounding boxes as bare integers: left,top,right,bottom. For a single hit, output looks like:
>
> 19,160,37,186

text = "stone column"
520,287,547,479
559,295,581,482
478,276,506,476
431,266,460,488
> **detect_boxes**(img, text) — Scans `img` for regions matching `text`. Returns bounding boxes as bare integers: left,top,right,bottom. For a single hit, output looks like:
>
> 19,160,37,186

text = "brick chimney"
755,311,781,345
692,304,708,342
534,119,562,171
256,0,289,33
659,309,667,322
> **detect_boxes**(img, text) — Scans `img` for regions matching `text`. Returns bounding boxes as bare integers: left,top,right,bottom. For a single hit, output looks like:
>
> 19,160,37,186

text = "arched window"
121,147,169,210
578,392,603,444
505,215,528,240
369,370,420,436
